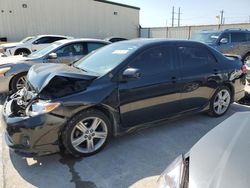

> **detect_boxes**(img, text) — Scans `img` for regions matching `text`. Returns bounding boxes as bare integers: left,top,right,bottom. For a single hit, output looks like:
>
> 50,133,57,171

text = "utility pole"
172,6,175,27
178,7,181,27
220,10,224,25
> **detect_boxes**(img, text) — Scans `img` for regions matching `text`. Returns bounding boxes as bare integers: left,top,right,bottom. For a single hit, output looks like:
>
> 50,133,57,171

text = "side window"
231,32,247,43
87,43,107,53
129,46,174,76
34,37,50,44
178,46,214,69
34,37,66,44
47,37,66,43
246,33,250,41
220,33,230,42
55,43,87,57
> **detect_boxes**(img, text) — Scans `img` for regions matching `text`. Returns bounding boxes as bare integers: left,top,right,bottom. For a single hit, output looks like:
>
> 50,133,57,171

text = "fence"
140,23,250,39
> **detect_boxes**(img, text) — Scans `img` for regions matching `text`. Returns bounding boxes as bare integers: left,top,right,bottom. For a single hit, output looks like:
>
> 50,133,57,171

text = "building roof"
94,0,140,10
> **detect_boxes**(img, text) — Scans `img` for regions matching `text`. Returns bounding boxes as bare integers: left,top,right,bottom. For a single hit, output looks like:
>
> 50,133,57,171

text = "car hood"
0,42,22,48
27,63,98,94
189,112,250,188
0,55,29,65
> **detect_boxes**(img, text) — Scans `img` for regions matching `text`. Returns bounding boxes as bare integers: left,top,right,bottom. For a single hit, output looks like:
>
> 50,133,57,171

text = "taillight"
241,65,247,74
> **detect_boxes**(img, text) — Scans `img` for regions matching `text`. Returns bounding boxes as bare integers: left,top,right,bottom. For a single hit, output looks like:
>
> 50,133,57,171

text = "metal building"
0,0,140,41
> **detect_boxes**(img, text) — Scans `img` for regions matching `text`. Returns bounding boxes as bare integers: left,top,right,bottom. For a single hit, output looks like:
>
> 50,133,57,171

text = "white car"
0,35,73,56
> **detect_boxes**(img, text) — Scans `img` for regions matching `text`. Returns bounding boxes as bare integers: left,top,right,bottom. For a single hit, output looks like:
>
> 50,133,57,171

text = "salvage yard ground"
1,91,250,188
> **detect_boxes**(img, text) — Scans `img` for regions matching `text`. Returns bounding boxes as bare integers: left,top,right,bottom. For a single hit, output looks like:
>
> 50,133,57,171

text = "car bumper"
2,99,67,157
0,75,11,93
235,90,245,102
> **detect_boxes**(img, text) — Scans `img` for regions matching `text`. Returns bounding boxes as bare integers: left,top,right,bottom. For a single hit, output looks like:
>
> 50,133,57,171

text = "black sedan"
2,39,246,157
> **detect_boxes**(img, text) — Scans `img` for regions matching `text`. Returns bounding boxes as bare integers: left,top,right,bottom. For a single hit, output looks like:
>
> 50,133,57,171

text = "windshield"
74,42,139,75
191,32,221,44
28,43,61,58
20,37,35,43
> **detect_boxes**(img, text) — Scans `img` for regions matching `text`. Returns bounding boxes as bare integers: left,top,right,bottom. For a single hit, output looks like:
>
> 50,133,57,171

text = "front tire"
62,109,112,157
208,86,232,117
10,73,28,92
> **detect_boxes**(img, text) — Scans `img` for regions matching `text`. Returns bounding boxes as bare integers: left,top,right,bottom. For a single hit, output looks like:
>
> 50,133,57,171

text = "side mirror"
48,53,57,59
33,40,39,45
121,68,141,81
220,38,228,44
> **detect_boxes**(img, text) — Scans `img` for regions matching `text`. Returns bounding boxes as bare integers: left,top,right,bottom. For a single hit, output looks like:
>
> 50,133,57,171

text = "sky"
112,0,250,27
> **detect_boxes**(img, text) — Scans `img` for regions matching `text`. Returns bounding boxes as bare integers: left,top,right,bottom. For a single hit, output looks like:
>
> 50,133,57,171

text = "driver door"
118,45,181,128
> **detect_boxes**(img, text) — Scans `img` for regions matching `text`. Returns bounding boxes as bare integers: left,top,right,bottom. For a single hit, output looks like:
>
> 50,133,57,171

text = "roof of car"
197,28,250,34
36,34,73,38
117,38,205,46
55,38,111,44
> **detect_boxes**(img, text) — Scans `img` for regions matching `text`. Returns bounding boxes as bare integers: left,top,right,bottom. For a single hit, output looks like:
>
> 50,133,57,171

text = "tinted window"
110,38,127,43
55,43,87,57
87,43,106,53
220,32,230,42
178,46,214,69
246,33,250,41
231,32,248,43
130,46,174,76
34,37,66,44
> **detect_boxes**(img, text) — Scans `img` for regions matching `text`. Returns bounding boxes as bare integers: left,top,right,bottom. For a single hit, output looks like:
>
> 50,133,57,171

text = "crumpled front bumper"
2,98,67,157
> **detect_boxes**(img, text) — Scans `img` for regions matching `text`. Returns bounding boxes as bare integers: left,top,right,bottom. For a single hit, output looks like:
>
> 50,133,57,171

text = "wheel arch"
223,82,235,102
14,48,31,55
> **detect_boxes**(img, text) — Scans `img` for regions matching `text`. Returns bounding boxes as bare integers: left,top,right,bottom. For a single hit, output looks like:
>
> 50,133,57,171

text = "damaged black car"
2,39,246,157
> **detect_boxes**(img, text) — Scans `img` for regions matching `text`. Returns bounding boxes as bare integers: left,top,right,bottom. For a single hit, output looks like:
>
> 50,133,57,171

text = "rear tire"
62,109,112,157
10,72,27,92
208,86,232,117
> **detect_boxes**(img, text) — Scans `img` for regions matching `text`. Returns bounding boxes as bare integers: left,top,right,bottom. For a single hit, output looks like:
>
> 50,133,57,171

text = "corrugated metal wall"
0,0,140,41
141,23,250,39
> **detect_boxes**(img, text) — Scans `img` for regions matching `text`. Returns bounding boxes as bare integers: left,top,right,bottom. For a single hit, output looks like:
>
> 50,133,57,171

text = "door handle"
214,69,218,75
171,76,177,83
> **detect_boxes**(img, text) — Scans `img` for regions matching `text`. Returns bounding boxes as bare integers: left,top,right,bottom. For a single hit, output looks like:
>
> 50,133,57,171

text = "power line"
171,6,182,27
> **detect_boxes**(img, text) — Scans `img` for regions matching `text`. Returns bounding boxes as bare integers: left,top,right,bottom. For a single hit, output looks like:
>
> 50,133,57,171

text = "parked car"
0,35,73,56
158,112,250,188
0,38,110,92
191,28,250,63
2,39,246,157
104,36,128,43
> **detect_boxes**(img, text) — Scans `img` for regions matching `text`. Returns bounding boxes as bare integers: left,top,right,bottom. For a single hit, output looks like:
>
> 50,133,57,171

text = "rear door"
230,32,250,57
118,44,182,127
177,43,220,112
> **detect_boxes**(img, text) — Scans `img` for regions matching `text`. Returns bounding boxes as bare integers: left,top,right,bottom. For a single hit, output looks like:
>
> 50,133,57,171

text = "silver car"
158,112,250,188
0,38,110,92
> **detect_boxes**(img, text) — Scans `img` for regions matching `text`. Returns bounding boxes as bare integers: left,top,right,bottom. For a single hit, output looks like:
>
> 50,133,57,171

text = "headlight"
158,155,187,188
27,100,60,116
0,67,11,76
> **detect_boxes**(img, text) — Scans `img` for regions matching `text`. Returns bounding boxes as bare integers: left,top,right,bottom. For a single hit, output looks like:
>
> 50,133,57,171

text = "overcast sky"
112,0,250,27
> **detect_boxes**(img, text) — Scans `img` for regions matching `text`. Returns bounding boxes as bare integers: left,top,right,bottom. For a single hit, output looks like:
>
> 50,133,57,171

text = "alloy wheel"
70,117,108,154
16,76,27,91
213,89,231,115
